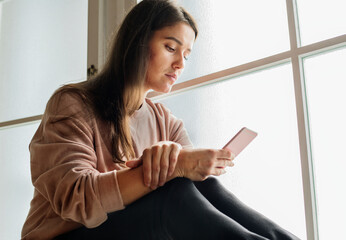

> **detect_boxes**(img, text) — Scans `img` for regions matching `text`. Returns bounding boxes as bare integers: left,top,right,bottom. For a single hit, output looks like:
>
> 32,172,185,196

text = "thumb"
126,158,142,168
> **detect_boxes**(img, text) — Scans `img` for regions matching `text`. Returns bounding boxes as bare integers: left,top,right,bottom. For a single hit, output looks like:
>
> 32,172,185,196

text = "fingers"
157,143,180,188
125,158,142,168
207,156,234,177
158,145,170,187
151,146,162,189
211,167,227,176
168,144,180,177
199,149,235,178
142,149,152,188
142,142,181,190
217,148,235,160
216,159,235,168
214,149,235,169
230,151,236,161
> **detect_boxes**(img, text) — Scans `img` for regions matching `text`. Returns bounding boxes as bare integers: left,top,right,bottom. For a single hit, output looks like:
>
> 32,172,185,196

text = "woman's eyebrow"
165,36,191,52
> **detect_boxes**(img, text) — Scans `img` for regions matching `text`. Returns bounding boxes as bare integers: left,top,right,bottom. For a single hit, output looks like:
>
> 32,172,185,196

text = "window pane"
303,48,346,240
0,122,40,240
296,0,346,46
0,0,88,122
176,0,290,83
156,64,306,239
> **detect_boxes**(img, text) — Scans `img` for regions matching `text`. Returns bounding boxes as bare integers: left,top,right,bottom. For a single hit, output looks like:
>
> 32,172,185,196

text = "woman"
21,0,300,239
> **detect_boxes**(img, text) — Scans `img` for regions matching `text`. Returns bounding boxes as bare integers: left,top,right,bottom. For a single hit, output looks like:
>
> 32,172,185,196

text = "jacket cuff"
98,171,125,213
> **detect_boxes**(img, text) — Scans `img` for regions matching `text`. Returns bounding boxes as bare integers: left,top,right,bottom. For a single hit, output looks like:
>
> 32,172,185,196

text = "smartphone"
222,127,258,157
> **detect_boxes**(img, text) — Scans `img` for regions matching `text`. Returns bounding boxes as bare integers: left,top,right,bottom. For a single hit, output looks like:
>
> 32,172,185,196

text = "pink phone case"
222,127,257,156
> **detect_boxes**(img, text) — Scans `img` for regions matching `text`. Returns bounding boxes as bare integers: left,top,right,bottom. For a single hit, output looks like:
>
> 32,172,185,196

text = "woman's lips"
165,73,177,83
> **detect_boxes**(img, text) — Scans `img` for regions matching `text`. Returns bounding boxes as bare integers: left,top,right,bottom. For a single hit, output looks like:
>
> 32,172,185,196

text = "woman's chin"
155,85,172,94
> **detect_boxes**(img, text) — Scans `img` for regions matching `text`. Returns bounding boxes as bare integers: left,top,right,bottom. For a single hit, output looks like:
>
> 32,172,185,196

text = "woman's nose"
173,54,185,70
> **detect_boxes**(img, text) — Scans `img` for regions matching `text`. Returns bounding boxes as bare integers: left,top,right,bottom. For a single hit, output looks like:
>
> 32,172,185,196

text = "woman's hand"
126,141,182,190
173,148,235,181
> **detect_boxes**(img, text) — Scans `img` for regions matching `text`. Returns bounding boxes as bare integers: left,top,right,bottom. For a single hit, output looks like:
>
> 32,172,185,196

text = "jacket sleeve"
30,91,124,228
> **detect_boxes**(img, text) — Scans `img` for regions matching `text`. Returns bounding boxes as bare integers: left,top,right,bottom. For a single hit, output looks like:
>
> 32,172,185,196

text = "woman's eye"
166,45,175,52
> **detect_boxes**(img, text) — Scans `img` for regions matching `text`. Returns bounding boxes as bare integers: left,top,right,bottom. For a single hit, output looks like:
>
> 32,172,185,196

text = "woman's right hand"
126,141,182,190
172,148,235,181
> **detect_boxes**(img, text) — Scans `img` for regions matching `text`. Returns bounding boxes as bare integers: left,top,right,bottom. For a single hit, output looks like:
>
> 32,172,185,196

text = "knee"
203,176,220,185
164,177,199,201
167,177,194,192
194,176,222,190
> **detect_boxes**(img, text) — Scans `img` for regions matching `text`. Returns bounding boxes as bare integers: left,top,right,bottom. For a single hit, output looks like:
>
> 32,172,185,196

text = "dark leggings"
55,177,300,240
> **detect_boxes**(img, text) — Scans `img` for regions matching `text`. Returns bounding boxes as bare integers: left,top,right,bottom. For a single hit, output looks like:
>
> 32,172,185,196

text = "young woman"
21,0,300,239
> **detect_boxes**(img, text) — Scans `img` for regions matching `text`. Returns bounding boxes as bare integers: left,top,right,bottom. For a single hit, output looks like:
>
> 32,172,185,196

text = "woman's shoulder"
144,98,172,116
45,83,92,119
144,98,183,124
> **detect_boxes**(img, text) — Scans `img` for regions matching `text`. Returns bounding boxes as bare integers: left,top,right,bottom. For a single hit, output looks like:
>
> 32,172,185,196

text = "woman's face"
144,22,195,93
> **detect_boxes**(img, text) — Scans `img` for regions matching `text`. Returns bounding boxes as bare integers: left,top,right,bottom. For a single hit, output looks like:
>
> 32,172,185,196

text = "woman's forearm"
117,163,180,206
117,166,153,206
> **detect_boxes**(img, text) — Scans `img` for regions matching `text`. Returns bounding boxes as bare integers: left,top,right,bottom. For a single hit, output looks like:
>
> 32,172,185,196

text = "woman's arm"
31,91,126,228
118,160,178,206
117,166,153,206
117,148,235,206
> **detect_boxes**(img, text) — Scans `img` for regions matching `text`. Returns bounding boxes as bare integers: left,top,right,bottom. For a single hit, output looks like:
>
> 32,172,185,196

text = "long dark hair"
59,0,198,163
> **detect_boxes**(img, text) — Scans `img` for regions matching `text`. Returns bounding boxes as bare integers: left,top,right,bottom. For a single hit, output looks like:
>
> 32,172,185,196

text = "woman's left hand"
126,141,182,190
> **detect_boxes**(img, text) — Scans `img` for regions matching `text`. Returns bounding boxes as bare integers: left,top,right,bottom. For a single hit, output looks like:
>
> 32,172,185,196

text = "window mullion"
286,0,319,239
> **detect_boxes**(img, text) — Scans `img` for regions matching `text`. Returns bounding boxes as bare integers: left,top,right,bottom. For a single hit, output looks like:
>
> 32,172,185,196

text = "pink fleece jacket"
21,91,193,240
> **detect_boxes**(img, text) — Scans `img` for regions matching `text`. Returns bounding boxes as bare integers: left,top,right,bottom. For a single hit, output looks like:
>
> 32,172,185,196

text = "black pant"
56,177,300,240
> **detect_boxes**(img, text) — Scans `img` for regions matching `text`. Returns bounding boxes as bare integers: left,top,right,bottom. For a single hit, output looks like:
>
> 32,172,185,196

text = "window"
303,48,346,239
0,122,40,239
149,1,346,239
0,0,88,239
0,0,88,122
296,0,346,45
